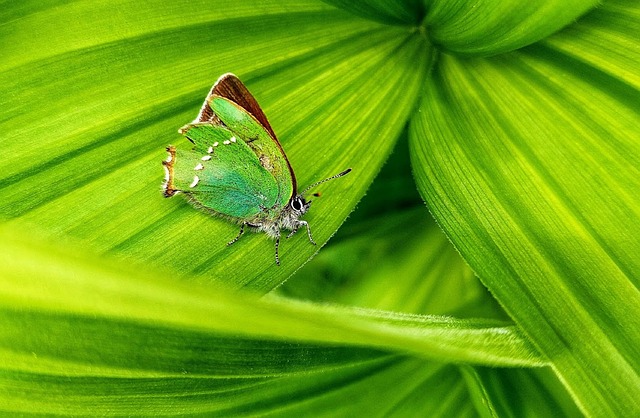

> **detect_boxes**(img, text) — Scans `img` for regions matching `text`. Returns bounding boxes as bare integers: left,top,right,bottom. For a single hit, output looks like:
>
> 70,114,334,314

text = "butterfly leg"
303,221,317,245
286,225,299,239
287,220,316,245
227,223,246,246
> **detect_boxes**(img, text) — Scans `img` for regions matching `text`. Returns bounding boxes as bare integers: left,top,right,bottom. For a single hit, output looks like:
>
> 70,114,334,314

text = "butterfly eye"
291,198,304,211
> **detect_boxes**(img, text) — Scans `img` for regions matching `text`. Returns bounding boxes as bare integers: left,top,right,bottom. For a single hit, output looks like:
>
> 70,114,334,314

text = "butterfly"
162,73,351,265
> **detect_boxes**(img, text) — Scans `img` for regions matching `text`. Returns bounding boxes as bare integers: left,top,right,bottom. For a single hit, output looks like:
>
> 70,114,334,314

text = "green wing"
208,96,295,212
177,74,295,213
172,124,279,220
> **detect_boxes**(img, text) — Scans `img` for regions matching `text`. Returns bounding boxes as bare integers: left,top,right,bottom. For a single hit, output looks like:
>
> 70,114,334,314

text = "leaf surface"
410,2,640,415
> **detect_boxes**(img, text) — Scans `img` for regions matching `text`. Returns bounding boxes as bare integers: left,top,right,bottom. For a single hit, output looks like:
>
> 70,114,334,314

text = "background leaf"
0,226,544,415
321,0,425,25
280,134,580,417
280,133,506,319
425,0,599,55
410,1,640,415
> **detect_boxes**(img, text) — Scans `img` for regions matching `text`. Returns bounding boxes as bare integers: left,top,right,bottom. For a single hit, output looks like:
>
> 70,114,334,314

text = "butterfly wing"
169,124,279,220
209,96,295,211
184,74,296,210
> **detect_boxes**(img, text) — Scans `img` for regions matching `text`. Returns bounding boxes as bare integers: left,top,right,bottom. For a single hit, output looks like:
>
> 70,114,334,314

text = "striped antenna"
301,168,352,195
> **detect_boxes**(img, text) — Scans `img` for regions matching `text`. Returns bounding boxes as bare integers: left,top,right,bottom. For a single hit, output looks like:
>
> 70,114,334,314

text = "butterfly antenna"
301,168,352,195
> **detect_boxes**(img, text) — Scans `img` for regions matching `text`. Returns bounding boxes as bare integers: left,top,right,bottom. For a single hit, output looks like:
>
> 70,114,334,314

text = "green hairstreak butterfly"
162,73,351,265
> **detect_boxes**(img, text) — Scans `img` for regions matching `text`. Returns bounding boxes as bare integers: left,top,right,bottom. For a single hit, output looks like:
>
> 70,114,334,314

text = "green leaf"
281,137,578,416
461,366,580,417
0,226,543,415
281,134,506,319
321,0,425,25
410,2,640,416
0,0,432,291
425,0,599,55
0,226,541,367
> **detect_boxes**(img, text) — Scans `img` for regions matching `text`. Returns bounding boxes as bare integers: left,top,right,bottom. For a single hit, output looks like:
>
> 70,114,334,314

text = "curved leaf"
410,2,640,415
0,226,544,414
281,134,505,318
281,136,577,417
321,0,425,25
424,0,599,56
0,227,543,368
0,1,432,291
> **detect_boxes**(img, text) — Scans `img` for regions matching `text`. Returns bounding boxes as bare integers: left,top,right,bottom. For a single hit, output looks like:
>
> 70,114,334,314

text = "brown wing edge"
195,73,277,139
162,146,177,197
193,73,298,197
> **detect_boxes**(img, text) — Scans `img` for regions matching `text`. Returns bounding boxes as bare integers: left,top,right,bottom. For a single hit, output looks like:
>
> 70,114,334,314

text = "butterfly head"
290,195,311,215
279,168,351,230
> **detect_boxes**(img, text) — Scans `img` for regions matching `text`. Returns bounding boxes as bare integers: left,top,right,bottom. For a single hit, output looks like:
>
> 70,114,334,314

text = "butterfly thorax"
249,195,310,238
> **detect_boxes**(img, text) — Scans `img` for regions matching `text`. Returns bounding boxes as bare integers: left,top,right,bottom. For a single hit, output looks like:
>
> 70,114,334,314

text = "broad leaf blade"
425,0,599,55
410,3,640,415
0,227,544,414
283,138,578,416
321,0,425,25
0,227,542,368
0,1,431,291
